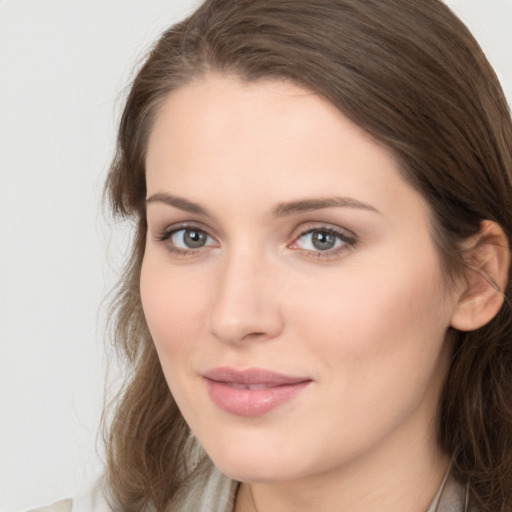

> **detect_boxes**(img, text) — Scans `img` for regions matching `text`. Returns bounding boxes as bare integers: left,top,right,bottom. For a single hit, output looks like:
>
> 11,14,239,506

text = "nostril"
208,311,283,345
207,260,284,344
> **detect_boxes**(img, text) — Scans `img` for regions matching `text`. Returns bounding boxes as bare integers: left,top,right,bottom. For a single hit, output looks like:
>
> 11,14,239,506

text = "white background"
0,1,510,510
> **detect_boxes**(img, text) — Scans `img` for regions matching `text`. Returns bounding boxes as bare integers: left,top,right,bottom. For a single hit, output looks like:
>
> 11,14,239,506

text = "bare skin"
142,75,465,511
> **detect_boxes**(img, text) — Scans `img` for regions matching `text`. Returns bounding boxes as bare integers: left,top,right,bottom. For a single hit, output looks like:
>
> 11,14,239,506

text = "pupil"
312,231,335,250
184,230,206,248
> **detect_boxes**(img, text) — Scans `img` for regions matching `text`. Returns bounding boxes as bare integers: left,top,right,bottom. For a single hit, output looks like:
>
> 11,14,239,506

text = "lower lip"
204,379,311,417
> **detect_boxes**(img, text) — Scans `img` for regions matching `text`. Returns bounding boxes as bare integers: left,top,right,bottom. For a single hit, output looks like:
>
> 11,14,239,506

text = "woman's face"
141,76,458,483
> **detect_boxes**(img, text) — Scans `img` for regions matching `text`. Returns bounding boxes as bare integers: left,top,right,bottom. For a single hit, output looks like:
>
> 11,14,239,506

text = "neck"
234,423,450,512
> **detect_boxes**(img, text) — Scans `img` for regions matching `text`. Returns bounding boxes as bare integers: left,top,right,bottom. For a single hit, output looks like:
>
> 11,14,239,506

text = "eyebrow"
272,197,380,217
146,193,211,216
146,192,380,217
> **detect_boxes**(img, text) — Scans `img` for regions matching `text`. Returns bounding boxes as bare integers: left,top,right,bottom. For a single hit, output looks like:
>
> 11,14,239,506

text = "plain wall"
0,1,510,510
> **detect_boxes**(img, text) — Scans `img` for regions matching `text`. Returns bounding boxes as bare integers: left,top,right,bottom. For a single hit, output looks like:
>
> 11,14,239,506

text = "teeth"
228,383,269,390
229,383,248,389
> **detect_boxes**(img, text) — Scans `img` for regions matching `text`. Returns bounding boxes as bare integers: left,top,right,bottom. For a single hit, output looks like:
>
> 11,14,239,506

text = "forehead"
145,75,429,224
146,74,386,160
146,76,348,168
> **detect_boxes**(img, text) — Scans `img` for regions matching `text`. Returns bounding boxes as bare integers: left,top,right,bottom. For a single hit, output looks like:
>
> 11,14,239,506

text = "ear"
450,220,510,332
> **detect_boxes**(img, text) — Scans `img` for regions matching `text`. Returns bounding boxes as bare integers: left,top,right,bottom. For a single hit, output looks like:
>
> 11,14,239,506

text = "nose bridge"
208,244,282,344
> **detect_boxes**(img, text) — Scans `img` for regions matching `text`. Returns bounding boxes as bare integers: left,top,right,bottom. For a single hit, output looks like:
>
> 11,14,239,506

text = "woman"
39,0,512,511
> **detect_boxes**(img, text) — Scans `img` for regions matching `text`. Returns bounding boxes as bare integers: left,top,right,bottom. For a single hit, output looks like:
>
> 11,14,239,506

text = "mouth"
202,367,312,417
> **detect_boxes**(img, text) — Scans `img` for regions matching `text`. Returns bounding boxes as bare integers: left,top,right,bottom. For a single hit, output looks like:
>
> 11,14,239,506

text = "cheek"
140,255,207,359
281,254,453,462
139,255,213,421
291,249,452,393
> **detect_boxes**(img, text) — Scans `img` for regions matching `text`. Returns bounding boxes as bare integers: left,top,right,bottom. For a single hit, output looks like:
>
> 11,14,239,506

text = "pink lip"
202,367,312,417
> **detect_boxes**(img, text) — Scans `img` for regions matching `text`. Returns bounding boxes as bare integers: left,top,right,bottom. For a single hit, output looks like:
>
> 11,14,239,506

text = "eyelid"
153,221,219,255
288,223,358,256
150,219,357,258
153,220,215,239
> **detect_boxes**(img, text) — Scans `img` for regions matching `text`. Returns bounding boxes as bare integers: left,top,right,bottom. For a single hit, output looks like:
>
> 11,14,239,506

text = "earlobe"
450,220,510,332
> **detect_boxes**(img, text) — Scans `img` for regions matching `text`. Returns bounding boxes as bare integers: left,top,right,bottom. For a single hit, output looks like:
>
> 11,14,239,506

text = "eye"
154,225,218,255
169,228,216,250
291,227,355,254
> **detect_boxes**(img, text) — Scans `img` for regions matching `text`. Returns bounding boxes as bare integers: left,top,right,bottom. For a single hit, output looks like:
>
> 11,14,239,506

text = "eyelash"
154,223,357,259
154,223,217,257
290,226,357,258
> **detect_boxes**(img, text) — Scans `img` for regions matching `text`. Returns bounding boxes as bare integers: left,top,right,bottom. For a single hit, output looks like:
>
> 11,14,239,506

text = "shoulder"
29,499,73,512
27,466,235,512
28,478,111,512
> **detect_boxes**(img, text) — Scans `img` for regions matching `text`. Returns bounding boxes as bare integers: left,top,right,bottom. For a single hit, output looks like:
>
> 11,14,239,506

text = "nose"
208,250,284,345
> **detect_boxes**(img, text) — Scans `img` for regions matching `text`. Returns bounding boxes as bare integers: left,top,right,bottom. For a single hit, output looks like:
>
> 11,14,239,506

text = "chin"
199,428,310,483
213,456,301,484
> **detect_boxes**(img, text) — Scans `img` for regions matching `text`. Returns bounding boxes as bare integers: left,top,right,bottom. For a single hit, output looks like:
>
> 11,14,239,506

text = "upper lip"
202,367,311,386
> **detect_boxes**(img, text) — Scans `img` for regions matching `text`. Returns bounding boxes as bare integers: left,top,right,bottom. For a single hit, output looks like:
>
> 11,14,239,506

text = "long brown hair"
104,1,512,510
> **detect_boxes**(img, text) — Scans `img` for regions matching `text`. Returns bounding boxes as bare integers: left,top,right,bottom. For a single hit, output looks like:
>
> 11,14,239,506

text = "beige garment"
29,500,72,512
426,466,469,512
28,478,109,512
30,463,470,512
